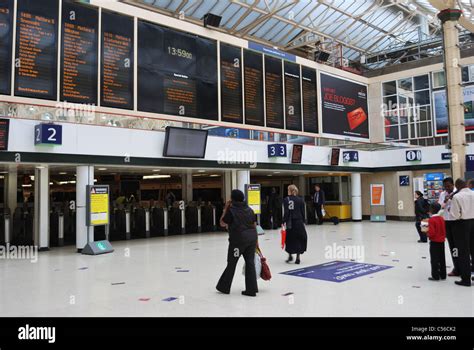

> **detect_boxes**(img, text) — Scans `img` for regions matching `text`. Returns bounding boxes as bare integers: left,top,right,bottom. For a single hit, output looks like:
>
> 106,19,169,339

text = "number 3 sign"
35,124,62,145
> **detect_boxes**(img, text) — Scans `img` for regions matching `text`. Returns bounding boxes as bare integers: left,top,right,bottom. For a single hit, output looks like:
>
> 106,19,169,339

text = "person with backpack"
414,191,430,243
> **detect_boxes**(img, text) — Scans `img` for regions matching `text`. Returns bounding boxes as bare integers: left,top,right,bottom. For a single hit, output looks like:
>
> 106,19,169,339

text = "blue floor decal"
281,261,393,283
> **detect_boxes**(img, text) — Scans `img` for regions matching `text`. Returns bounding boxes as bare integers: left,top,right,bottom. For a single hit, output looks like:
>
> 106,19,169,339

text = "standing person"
216,189,258,297
283,185,308,265
438,177,459,276
424,202,447,281
269,187,279,229
449,179,474,287
414,191,429,243
313,184,325,225
165,191,176,209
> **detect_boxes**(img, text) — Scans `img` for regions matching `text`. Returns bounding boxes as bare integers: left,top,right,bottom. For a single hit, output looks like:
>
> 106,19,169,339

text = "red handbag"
280,224,286,250
257,247,272,281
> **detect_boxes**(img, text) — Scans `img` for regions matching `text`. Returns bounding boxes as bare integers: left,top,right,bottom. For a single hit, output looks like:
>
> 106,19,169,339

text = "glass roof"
124,0,473,68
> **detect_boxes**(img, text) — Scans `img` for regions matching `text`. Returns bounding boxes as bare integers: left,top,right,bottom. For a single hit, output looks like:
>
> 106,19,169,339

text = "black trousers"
216,241,258,294
315,204,323,224
452,220,472,284
430,241,446,280
415,220,427,242
470,219,474,273
445,221,459,274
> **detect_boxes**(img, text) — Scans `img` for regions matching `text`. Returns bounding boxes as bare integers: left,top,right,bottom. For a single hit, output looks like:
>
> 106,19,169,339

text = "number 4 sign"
35,124,62,145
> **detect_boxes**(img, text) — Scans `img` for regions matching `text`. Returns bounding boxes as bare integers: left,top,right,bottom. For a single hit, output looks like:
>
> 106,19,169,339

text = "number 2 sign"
35,124,62,145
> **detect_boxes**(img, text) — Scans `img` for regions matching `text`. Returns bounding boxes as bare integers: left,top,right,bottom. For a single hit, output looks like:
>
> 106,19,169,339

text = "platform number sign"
35,124,62,145
268,144,287,158
343,151,359,163
406,150,422,162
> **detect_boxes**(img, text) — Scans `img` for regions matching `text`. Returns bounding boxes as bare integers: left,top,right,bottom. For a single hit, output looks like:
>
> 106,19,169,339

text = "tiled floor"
0,221,472,317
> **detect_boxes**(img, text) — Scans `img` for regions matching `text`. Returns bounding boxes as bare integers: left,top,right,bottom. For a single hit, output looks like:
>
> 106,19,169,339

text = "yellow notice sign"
246,184,261,215
88,186,109,226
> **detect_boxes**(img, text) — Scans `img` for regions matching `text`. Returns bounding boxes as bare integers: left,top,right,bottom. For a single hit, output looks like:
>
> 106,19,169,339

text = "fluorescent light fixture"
209,174,221,177
143,175,171,180
153,169,161,172
198,170,206,173
59,172,67,175
22,184,32,187
98,168,107,171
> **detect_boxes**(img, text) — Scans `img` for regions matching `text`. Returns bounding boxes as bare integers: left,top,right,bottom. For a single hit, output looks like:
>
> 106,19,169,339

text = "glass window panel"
399,108,412,124
414,74,429,90
384,112,399,126
432,71,445,88
399,94,414,108
417,122,432,138
415,90,430,105
383,96,398,110
410,123,416,139
415,105,431,122
400,124,409,139
382,81,397,96
385,125,399,140
398,78,413,94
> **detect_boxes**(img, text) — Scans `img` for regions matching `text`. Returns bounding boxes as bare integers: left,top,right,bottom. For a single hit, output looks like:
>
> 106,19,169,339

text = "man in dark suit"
313,184,325,225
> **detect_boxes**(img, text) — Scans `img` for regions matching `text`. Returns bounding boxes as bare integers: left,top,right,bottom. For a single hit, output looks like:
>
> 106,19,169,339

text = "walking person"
313,184,325,225
414,191,429,243
283,185,308,265
424,202,447,281
216,189,259,297
438,177,459,276
448,179,474,287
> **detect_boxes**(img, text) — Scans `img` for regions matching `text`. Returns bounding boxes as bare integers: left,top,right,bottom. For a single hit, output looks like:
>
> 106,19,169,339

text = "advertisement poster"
434,85,474,135
320,73,369,139
370,184,385,206
246,184,261,215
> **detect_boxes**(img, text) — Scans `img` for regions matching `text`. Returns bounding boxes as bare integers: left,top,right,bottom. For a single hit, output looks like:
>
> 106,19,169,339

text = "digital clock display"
167,46,193,60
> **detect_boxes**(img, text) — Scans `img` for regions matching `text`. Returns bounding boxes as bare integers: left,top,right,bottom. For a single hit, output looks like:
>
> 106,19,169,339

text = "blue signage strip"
466,155,474,172
248,42,296,62
441,153,452,160
34,124,62,145
342,151,359,163
281,261,393,283
268,143,287,158
425,173,444,181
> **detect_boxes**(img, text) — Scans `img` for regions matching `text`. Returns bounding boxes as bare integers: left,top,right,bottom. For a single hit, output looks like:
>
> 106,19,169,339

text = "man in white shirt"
438,177,459,276
449,179,474,286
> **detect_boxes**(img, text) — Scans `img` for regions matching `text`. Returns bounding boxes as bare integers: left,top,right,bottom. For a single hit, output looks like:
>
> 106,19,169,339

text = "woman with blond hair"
283,184,308,264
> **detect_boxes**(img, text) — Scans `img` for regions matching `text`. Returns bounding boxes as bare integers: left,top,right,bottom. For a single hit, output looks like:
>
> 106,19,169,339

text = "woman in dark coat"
283,185,308,264
414,191,429,243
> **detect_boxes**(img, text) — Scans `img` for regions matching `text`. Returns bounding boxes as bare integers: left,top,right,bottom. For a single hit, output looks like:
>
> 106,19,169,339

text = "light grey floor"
1,221,472,317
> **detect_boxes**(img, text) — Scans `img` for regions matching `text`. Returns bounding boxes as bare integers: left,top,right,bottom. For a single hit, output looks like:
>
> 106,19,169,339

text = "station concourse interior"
0,0,473,317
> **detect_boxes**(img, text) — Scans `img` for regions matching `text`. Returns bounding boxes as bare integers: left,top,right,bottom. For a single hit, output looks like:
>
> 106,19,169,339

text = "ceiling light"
98,168,107,171
143,175,171,180
59,172,67,175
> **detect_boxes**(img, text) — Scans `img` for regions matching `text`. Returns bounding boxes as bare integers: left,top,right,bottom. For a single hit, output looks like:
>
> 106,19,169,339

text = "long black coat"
283,195,308,255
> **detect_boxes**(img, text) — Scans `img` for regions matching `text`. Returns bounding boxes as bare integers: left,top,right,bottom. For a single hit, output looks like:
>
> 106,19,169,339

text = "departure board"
138,21,218,120
0,0,13,95
14,0,59,100
302,67,318,133
264,56,283,129
220,43,243,123
101,10,134,110
243,49,264,126
0,118,9,151
284,61,302,131
60,1,98,104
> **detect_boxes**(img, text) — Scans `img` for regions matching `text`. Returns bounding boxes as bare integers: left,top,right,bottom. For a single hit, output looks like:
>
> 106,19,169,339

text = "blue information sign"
399,175,410,186
425,173,444,181
466,155,474,172
34,124,62,145
248,42,296,62
268,144,287,158
342,151,359,163
281,261,393,283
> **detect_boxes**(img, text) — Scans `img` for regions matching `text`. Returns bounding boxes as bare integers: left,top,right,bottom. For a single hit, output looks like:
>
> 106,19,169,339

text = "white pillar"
5,169,17,244
223,171,232,201
76,166,94,252
298,175,307,197
34,166,49,250
351,173,362,221
236,170,250,194
185,171,193,203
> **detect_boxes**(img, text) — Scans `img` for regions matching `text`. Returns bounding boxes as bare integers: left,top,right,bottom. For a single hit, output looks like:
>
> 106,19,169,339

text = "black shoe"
454,281,471,287
295,259,300,265
286,255,293,263
428,277,440,281
417,240,428,243
216,286,230,294
242,291,256,297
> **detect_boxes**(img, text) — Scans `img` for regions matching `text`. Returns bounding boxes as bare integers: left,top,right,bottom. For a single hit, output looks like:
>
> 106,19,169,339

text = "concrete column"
298,175,307,197
351,173,362,221
438,8,466,180
181,171,193,203
76,166,94,252
33,166,49,250
236,170,250,194
223,171,232,201
6,169,18,212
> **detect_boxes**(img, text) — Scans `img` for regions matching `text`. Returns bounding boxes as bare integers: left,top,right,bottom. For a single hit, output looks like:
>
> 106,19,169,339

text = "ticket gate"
150,207,165,236
0,209,8,245
110,208,127,241
11,207,34,246
131,207,147,238
201,204,214,233
185,206,199,234
50,209,60,247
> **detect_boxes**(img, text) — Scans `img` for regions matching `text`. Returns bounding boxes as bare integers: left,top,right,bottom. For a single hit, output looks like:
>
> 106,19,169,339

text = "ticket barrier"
131,207,147,239
11,207,34,246
150,207,166,236
200,204,215,233
185,205,199,234
110,208,127,241
0,209,10,245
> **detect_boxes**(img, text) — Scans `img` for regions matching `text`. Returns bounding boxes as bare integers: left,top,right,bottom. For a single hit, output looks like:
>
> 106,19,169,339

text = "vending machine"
424,173,445,202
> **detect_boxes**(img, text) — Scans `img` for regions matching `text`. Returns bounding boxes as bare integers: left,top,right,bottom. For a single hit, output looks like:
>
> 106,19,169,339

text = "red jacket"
428,215,446,243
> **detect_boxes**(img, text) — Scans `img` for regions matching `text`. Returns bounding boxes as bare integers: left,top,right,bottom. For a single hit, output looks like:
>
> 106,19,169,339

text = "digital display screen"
220,43,242,123
330,148,341,166
284,61,302,131
243,49,264,126
265,56,283,129
101,10,134,110
60,1,98,104
163,127,208,159
291,144,303,164
0,0,13,95
0,118,9,150
138,21,218,120
302,67,318,133
14,0,59,100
